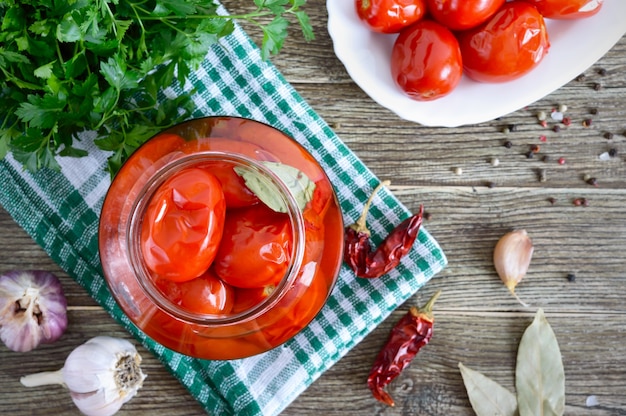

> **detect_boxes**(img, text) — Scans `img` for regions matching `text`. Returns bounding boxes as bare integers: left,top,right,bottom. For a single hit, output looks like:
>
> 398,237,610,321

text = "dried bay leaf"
459,362,519,416
235,161,315,213
515,308,565,416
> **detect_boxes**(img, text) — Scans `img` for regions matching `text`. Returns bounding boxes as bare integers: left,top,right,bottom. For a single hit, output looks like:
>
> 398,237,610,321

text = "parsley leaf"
0,0,314,176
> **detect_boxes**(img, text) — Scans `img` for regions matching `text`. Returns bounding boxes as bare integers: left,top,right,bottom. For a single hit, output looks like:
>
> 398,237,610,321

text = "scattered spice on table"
573,198,589,206
566,273,576,282
367,290,442,407
343,181,423,279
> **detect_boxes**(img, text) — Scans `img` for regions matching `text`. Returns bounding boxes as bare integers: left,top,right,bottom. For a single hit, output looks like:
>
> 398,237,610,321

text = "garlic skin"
20,336,147,416
493,229,534,307
0,270,67,352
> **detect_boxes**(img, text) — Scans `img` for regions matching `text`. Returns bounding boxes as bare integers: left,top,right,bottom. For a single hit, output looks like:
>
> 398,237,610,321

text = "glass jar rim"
126,151,306,326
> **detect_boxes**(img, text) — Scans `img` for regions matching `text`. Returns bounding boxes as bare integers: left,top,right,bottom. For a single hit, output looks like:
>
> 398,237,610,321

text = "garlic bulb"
493,229,534,307
20,336,147,416
0,270,67,352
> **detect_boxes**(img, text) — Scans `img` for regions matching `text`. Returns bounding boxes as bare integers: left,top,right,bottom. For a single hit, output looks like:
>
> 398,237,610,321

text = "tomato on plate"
391,20,463,101
426,0,505,31
355,0,427,33
154,270,234,315
213,204,293,289
520,0,603,20
458,2,550,83
141,167,226,282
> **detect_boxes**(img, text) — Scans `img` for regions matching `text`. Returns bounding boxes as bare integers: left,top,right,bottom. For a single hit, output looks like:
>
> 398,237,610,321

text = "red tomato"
213,204,293,289
154,270,234,315
141,168,226,282
520,0,603,19
426,0,505,30
390,20,463,101
197,161,259,208
231,285,275,314
355,0,427,33
458,2,550,83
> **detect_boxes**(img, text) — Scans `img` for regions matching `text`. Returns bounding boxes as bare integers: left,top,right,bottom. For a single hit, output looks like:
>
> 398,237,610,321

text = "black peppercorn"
597,68,607,76
576,74,586,82
508,124,518,132
504,140,513,148
566,273,576,282
553,125,561,133
604,132,614,140
608,148,618,157
586,177,598,186
589,108,598,115
593,82,602,91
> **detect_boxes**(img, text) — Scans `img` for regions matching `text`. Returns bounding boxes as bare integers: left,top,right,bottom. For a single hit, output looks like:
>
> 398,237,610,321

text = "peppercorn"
576,74,586,82
508,124,518,132
490,157,500,167
589,108,598,115
553,125,561,133
423,212,432,221
537,111,547,121
558,157,566,165
540,120,548,128
504,140,513,149
608,148,618,157
542,155,550,162
538,168,547,182
526,151,534,159
573,198,589,206
593,82,602,91
558,104,568,113
547,197,556,205
583,119,593,127
583,174,591,182
453,167,463,175
586,177,598,186
562,117,572,126
530,144,540,153
597,68,607,76
539,135,547,142
604,132,614,140
566,273,576,282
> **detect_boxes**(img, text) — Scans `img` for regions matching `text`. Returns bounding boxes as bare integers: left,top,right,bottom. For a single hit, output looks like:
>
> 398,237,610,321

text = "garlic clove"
493,229,534,307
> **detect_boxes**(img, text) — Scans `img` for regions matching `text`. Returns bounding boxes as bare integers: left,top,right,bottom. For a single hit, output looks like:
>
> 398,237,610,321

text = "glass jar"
99,116,344,360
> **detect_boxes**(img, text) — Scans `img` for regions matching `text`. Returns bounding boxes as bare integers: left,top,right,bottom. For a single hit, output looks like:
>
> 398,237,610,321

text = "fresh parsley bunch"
0,0,313,175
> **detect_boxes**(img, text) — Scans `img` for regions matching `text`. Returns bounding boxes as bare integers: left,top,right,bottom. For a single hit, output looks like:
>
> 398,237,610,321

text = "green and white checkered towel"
0,9,447,416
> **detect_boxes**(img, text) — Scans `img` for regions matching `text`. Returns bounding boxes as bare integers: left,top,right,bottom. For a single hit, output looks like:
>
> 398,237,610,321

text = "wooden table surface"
2,1,626,415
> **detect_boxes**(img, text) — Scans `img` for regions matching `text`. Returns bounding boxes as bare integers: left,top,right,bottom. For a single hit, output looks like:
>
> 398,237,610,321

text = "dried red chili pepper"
344,181,423,278
367,290,441,406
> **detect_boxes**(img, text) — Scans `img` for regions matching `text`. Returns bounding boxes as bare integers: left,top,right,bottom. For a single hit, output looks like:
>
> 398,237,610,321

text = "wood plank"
2,0,626,414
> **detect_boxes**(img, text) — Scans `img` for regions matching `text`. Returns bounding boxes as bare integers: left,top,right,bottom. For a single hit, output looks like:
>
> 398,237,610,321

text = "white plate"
327,1,626,127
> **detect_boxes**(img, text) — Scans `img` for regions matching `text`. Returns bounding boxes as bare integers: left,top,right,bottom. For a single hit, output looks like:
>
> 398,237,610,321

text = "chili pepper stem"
411,290,442,321
350,180,391,235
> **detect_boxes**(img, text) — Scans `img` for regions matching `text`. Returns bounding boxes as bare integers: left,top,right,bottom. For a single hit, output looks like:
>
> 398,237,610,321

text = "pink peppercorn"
539,135,547,142
562,117,572,126
558,157,566,165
